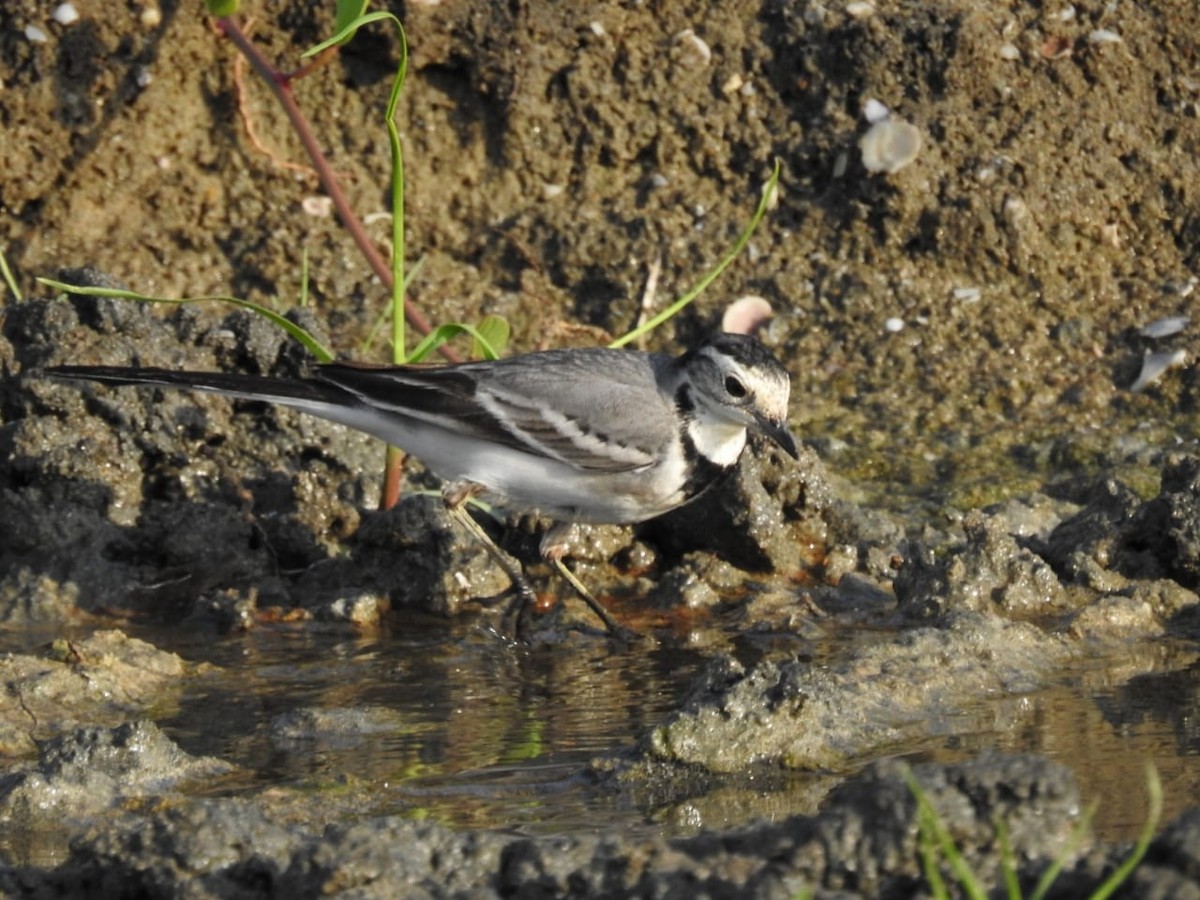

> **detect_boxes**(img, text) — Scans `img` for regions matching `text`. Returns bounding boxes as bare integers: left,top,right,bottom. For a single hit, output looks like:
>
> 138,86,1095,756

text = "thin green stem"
384,23,408,364
0,251,21,301
216,16,458,363
609,160,781,349
39,279,335,363
1089,763,1162,900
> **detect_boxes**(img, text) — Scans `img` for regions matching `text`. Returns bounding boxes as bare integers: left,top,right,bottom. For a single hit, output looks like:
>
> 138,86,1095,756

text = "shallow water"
71,618,1197,846
144,617,718,840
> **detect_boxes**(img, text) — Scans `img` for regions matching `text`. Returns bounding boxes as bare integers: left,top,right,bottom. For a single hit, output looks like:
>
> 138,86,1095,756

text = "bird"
44,332,797,636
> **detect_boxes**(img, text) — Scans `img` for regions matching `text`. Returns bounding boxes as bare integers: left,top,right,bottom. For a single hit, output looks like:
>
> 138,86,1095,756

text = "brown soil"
4,0,1197,513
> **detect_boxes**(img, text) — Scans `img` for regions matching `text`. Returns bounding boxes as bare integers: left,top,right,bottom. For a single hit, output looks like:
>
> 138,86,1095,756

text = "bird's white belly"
347,410,698,524
434,439,687,524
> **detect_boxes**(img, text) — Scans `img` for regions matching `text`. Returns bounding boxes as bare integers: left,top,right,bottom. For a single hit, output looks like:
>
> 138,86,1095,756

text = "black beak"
756,415,799,459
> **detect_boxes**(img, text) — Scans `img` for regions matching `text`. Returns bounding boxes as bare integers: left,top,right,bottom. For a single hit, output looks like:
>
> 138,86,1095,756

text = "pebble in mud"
672,28,711,68
1129,349,1187,392
860,118,923,173
52,4,79,25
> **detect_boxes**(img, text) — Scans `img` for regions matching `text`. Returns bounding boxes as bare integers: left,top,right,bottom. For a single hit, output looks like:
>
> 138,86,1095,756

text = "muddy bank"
0,753,1183,898
3,0,1200,895
5,285,1200,893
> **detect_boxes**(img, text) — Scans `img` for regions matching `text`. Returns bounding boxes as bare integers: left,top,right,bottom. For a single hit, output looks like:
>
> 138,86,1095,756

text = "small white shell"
1139,315,1190,338
863,98,890,123
673,29,712,68
1129,349,1186,392
24,24,49,43
860,118,922,174
1088,29,1122,44
953,286,982,302
884,317,905,333
52,3,79,25
140,4,163,28
998,43,1021,61
832,151,849,178
301,195,334,217
845,2,875,18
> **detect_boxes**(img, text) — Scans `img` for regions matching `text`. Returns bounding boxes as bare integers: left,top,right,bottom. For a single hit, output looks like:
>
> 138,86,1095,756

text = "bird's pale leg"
442,482,535,634
540,523,632,639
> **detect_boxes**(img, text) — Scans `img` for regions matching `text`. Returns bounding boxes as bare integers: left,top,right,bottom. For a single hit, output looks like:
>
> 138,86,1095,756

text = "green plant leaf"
302,10,398,58
204,0,239,16
37,278,335,363
333,0,372,45
407,322,506,364
471,314,509,360
609,159,782,349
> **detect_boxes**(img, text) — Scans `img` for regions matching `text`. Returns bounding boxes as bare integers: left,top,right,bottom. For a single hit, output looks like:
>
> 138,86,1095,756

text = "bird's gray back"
476,348,682,460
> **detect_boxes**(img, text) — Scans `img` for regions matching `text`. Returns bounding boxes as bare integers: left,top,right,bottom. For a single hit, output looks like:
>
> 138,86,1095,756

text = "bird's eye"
724,375,747,398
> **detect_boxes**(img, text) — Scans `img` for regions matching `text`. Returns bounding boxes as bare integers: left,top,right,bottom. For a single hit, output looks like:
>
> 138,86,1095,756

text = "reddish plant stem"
217,16,465,509
380,444,405,511
216,16,460,364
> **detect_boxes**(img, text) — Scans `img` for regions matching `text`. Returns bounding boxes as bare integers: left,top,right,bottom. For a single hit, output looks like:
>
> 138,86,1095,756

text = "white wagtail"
45,332,797,635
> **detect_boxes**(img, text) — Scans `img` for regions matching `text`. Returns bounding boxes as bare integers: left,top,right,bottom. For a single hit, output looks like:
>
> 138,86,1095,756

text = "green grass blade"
384,19,408,364
303,9,409,365
0,251,22,301
360,255,426,356
993,817,1023,900
299,247,310,307
608,159,781,349
1027,799,1098,900
471,314,509,360
904,768,987,900
916,799,951,900
1088,763,1162,900
38,278,335,363
407,322,504,363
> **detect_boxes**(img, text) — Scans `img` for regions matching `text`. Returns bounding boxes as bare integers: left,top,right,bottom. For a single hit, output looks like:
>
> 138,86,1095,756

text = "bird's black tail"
42,365,356,413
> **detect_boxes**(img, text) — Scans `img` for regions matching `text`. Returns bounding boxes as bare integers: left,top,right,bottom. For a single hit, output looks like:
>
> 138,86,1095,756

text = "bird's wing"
318,349,678,474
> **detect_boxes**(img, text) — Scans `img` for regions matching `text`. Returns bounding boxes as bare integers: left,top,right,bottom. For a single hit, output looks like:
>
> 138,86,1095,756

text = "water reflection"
4,621,1199,845
147,619,714,836
913,642,1200,842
